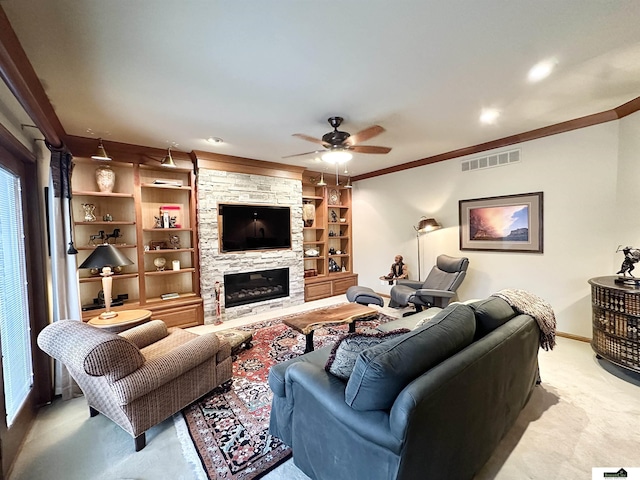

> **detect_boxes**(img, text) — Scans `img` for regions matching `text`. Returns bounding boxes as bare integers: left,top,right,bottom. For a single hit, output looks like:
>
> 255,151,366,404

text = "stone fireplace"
196,156,305,323
224,268,289,308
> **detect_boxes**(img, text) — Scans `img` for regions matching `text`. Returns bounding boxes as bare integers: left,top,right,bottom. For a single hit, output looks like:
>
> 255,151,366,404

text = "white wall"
352,116,640,338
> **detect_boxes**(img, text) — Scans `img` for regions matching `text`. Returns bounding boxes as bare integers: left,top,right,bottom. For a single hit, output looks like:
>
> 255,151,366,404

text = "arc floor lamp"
414,217,442,281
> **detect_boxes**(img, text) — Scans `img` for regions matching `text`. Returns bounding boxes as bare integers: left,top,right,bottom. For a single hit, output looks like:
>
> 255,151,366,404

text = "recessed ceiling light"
479,108,500,125
528,60,556,82
207,136,224,144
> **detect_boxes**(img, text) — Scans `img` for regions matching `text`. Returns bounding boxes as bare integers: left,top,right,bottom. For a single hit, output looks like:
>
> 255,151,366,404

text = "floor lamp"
413,217,442,281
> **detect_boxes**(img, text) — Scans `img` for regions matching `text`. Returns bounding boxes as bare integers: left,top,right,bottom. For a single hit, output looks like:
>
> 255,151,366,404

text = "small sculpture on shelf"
169,234,181,249
330,210,338,223
89,230,106,246
104,228,122,244
329,258,341,272
82,203,96,222
615,245,640,285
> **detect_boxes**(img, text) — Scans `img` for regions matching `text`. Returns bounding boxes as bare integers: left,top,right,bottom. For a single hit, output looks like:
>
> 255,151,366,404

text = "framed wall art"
459,192,543,253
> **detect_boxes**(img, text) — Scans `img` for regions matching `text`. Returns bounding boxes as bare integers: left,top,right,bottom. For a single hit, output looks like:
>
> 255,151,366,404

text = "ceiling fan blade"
349,145,391,154
345,125,385,145
282,150,324,159
293,133,329,146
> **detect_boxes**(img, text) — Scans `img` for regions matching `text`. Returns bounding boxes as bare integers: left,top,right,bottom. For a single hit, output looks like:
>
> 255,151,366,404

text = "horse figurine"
89,230,105,246
104,228,122,244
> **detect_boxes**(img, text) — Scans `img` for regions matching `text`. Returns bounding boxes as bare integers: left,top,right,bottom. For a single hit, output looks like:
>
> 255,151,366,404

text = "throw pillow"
325,329,410,380
345,303,476,411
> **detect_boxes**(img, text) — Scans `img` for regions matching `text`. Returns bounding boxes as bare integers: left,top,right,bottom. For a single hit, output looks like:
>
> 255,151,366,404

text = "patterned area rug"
182,307,394,480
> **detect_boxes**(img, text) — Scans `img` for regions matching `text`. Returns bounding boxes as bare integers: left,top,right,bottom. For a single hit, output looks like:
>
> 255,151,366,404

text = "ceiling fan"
284,116,391,163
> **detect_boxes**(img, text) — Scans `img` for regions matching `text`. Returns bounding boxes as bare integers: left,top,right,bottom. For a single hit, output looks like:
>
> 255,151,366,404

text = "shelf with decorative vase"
66,137,202,328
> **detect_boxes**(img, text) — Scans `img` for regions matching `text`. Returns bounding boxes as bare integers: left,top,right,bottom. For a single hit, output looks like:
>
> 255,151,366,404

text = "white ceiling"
4,0,640,176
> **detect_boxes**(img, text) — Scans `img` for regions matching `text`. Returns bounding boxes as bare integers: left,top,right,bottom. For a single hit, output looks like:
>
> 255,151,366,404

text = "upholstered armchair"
37,319,232,451
389,254,469,314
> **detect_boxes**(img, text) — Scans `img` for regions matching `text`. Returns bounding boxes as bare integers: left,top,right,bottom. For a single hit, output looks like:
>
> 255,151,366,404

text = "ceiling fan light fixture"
321,149,352,164
91,138,112,161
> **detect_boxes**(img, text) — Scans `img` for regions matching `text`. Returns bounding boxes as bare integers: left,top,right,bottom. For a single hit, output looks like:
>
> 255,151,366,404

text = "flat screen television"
219,203,291,252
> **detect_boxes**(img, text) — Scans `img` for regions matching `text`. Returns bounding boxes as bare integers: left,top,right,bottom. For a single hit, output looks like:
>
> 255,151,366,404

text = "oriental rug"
181,307,394,480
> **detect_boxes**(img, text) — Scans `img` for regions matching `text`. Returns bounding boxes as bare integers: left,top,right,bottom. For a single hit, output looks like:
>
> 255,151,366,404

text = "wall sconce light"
91,138,112,161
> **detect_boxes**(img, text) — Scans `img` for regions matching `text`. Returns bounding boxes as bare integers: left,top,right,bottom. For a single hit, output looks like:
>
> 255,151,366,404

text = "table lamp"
79,244,134,319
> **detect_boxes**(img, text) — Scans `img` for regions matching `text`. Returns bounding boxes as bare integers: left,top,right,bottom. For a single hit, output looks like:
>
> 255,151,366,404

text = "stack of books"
160,292,180,300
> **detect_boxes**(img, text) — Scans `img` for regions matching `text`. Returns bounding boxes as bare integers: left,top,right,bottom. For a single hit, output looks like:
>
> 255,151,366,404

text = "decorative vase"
302,202,315,227
95,165,116,193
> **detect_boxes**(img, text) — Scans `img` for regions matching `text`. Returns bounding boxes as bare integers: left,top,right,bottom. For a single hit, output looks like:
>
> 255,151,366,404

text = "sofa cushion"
325,329,410,380
345,303,476,411
469,296,517,339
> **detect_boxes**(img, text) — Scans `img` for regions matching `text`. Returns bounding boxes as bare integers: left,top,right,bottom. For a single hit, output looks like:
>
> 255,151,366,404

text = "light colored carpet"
10,316,640,479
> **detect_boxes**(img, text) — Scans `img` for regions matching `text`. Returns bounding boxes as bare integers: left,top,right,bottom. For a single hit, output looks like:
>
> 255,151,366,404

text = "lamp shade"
416,217,442,233
79,244,134,270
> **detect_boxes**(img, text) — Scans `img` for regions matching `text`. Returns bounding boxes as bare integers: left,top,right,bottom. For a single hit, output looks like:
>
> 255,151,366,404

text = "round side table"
88,309,152,333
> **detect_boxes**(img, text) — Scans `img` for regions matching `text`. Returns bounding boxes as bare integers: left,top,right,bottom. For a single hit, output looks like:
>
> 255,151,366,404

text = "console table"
589,276,640,373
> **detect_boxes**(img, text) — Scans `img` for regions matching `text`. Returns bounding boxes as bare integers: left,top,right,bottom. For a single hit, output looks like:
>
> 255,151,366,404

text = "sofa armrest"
396,279,423,289
110,332,221,404
387,315,540,477
118,320,168,349
287,362,401,453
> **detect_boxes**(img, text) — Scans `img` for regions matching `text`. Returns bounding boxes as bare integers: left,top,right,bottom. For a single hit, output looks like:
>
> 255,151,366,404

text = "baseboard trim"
557,331,591,343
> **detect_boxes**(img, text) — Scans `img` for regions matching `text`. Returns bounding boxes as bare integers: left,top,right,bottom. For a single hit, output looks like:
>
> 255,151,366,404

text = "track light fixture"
91,138,112,161
161,146,177,168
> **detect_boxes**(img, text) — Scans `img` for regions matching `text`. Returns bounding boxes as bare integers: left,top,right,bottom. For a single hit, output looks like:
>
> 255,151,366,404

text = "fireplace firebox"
224,268,289,308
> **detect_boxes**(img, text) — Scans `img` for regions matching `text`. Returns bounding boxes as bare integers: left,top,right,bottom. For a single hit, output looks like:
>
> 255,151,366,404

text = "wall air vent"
461,148,520,172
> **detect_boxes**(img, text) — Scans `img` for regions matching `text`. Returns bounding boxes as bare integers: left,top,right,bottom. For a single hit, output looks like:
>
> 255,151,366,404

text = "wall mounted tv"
219,203,292,252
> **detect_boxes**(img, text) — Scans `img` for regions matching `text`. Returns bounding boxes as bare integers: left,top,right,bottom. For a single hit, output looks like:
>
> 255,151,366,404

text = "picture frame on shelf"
150,240,168,250
458,192,543,253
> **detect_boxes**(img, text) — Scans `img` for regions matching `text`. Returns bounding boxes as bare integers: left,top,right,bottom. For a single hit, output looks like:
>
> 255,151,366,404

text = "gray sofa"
268,296,541,480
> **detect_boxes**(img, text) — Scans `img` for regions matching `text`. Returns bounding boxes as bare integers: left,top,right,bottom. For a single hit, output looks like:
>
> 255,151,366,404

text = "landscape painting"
459,192,543,253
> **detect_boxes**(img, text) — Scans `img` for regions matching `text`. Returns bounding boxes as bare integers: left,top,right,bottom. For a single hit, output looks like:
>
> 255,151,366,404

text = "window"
0,166,33,426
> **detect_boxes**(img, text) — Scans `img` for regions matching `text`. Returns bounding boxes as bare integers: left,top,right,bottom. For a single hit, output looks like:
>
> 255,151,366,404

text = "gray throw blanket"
493,289,556,351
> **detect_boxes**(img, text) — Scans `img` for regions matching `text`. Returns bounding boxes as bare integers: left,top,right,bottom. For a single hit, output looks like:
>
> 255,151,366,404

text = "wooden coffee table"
283,303,378,353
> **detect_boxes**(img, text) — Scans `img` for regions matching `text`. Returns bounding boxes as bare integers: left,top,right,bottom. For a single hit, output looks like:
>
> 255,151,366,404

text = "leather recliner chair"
389,254,469,314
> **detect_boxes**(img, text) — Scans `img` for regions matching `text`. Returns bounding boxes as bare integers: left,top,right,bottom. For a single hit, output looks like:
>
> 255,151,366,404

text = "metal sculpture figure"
616,245,640,277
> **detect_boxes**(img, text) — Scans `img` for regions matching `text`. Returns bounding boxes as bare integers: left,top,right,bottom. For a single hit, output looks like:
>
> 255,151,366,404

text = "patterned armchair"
37,319,232,451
